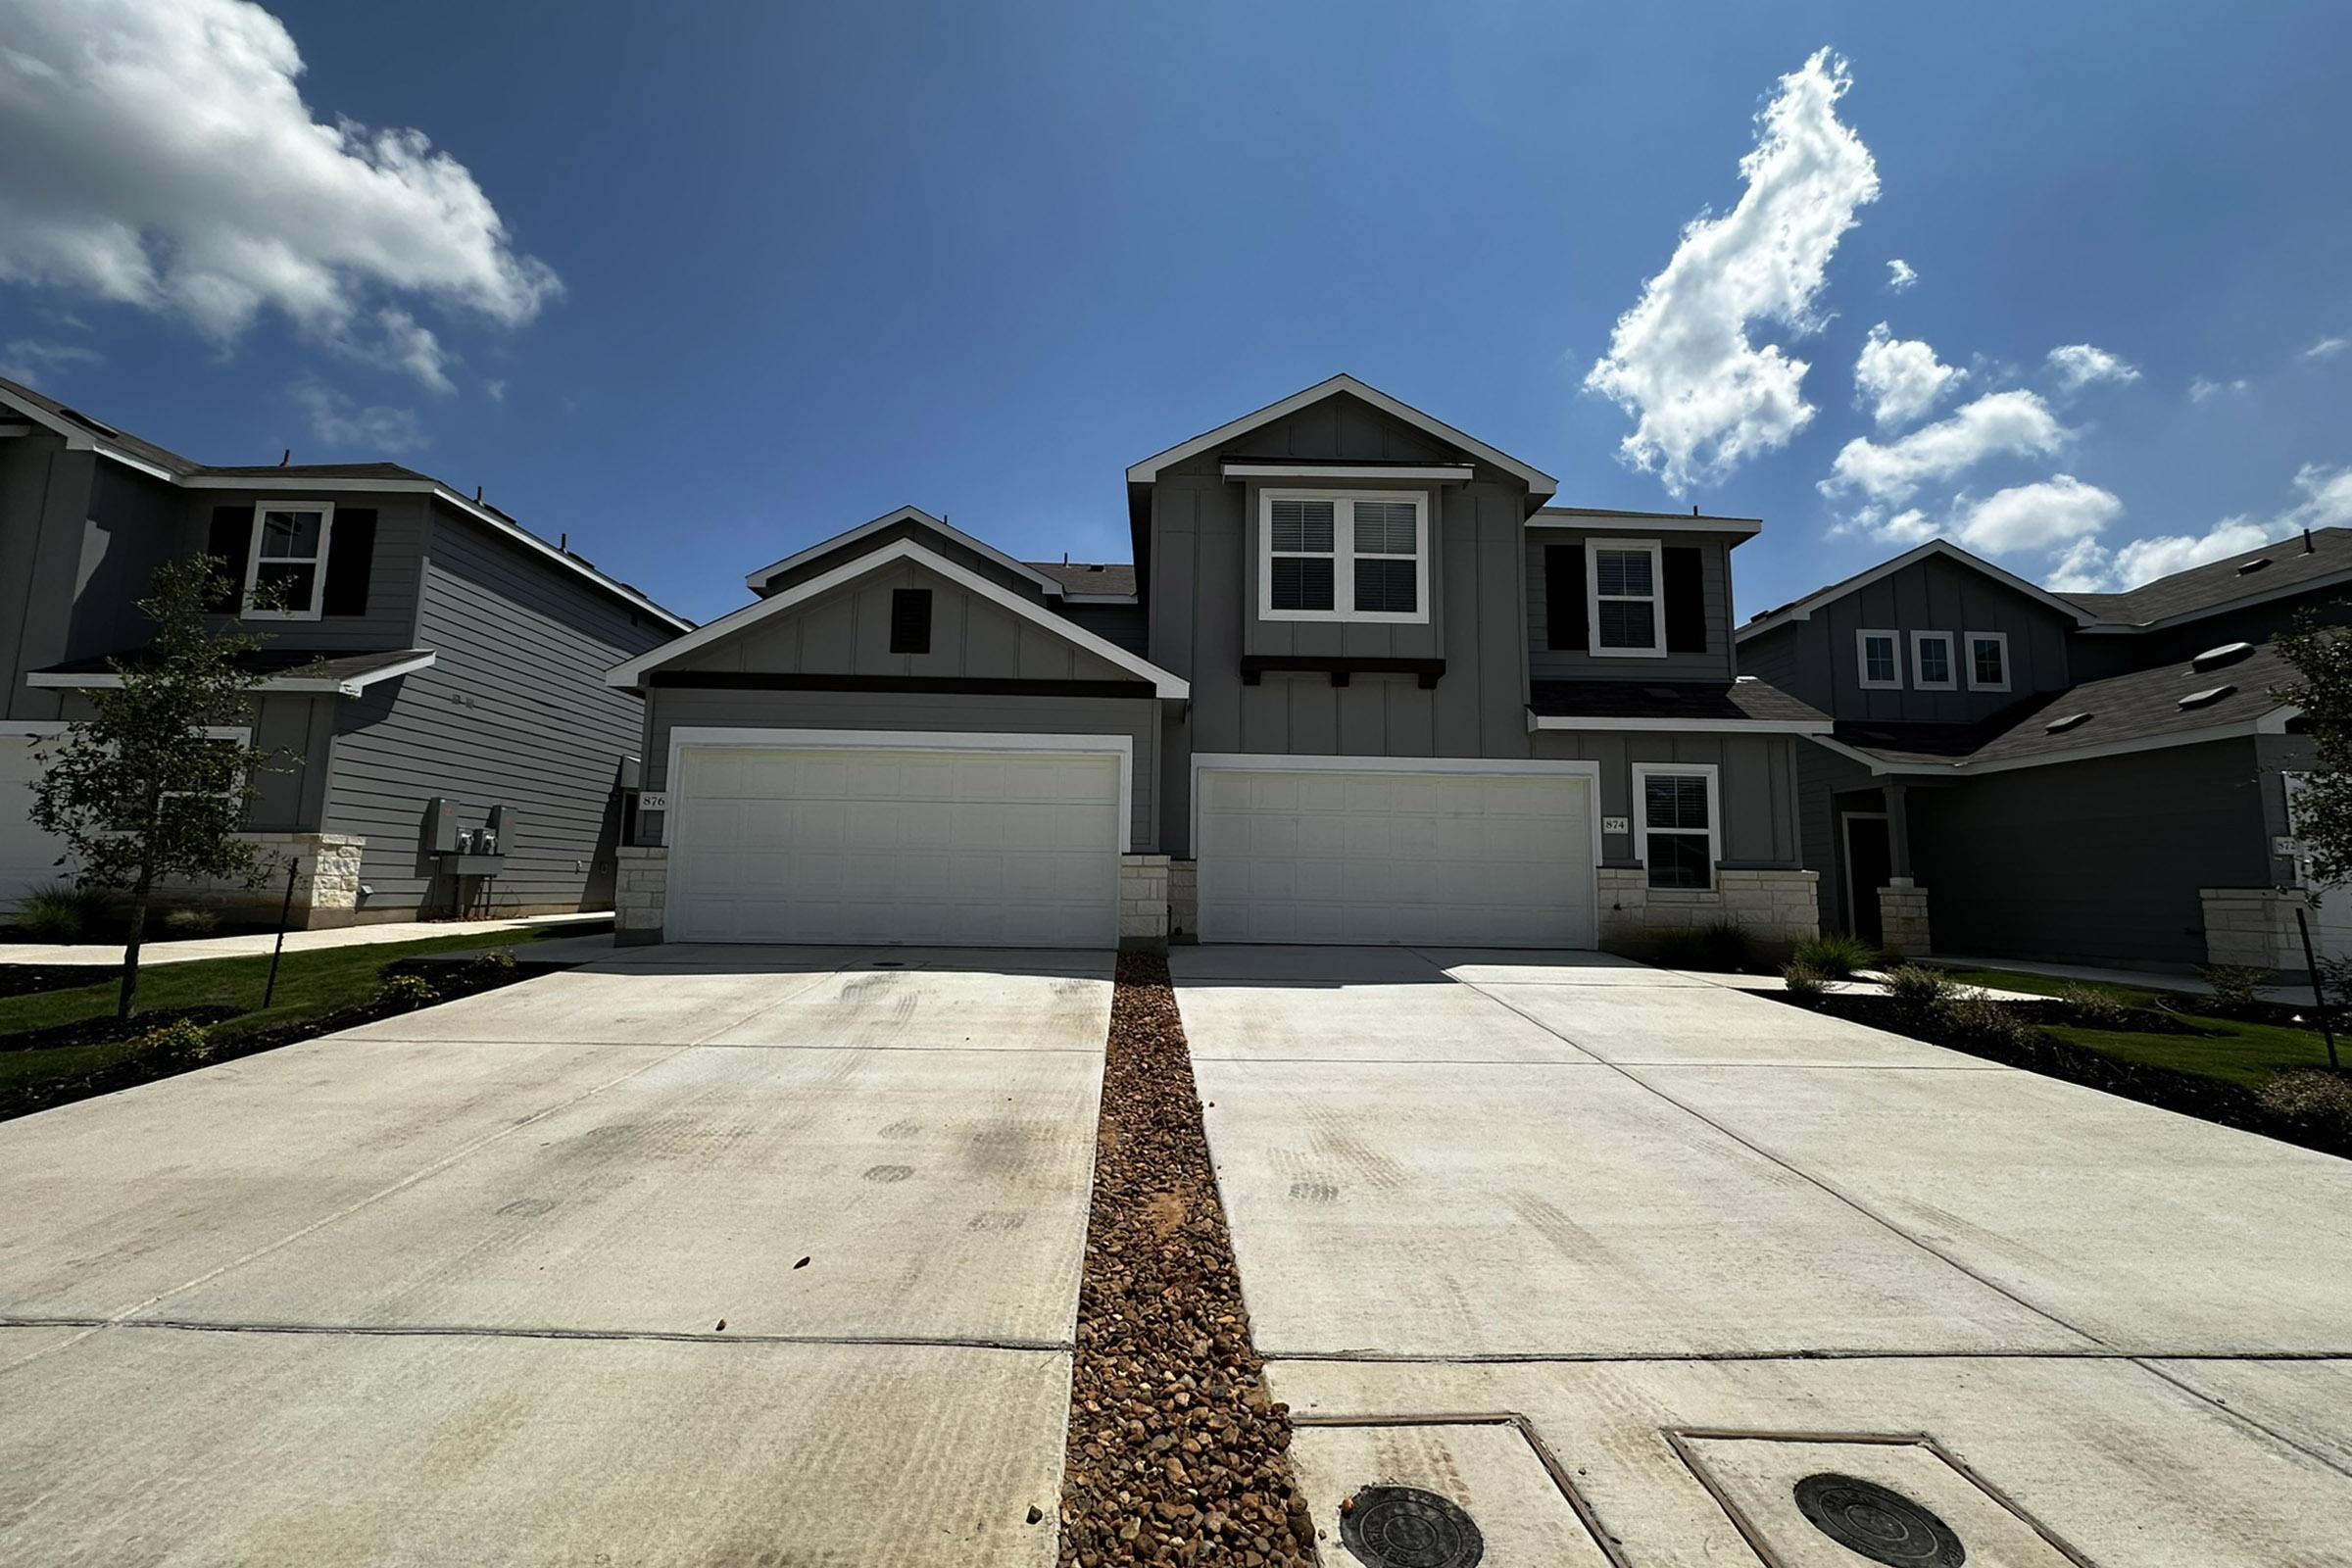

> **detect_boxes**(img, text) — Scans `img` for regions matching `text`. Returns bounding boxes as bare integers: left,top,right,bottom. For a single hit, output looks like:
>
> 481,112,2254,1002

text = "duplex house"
0,378,690,927
607,375,1828,951
1739,529,2350,974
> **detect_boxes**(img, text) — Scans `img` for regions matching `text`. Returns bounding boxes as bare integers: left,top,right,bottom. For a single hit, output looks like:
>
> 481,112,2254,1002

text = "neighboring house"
0,378,691,927
607,375,1828,951
1739,530,2352,974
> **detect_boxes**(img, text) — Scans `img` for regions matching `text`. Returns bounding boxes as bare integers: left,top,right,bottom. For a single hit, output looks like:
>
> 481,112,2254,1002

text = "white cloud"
0,0,557,380
0,337,102,387
2045,537,2113,593
1853,322,1964,428
1583,48,1880,494
484,378,507,403
290,379,424,454
1885,259,1917,291
2045,343,2139,392
1946,474,2123,554
339,307,454,394
1821,389,2068,505
2305,335,2349,361
2045,462,2352,591
2188,374,2249,403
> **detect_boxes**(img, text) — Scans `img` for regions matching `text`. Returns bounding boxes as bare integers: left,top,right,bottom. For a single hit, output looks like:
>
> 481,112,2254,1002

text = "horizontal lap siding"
640,687,1160,853
322,506,671,917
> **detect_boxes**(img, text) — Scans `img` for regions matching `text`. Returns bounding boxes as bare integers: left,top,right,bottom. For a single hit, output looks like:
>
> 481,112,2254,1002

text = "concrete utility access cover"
1340,1486,1486,1568
1792,1473,1966,1567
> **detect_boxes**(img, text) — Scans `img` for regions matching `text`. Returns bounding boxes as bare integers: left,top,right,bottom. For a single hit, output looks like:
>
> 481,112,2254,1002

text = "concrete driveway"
1174,946,2352,1567
0,943,1111,1566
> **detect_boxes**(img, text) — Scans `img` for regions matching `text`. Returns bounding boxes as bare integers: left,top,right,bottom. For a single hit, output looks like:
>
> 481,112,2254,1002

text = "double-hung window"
1260,492,1427,621
1910,630,1956,690
1633,762,1720,890
1857,628,1901,689
244,502,334,620
1966,630,2010,691
1587,539,1665,657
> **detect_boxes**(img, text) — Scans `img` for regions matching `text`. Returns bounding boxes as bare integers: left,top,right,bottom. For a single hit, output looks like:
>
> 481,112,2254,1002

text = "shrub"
1882,963,1955,1009
133,1015,212,1058
374,974,441,1011
1791,934,1877,980
2260,1068,2352,1135
1936,990,2043,1050
1781,961,1830,1002
465,949,517,981
2056,981,2140,1030
160,906,221,937
2195,963,2270,1018
2317,956,2352,1019
1694,920,1758,973
13,882,115,942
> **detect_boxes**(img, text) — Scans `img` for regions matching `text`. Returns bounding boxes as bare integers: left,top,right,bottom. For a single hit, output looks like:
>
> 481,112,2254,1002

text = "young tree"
2276,610,2352,888
30,557,290,1019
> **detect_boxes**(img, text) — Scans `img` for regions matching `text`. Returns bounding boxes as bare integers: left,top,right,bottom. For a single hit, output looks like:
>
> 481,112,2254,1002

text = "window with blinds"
1260,492,1426,620
1636,765,1718,890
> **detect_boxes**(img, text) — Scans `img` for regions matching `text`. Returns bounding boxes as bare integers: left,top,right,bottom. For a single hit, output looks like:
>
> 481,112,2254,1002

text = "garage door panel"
669,745,1119,948
1198,766,1593,949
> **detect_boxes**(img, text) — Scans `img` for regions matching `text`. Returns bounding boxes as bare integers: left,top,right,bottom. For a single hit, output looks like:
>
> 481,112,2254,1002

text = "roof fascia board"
608,537,1190,697
1530,513,1763,537
1126,374,1557,497
1526,711,1830,735
1219,462,1473,482
26,652,436,699
743,508,1062,597
1737,539,2095,643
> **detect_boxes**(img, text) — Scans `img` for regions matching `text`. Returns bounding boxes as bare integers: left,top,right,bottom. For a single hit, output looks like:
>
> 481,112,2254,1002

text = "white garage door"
0,737,72,912
1196,764,1595,947
666,743,1122,947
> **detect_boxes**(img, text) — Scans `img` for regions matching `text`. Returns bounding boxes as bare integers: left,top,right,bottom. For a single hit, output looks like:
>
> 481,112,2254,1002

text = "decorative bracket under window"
1238,656,1445,690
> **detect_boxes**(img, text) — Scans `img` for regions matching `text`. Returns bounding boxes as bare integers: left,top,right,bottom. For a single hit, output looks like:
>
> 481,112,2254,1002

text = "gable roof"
2062,526,2352,628
609,536,1189,697
1123,374,1558,497
1737,538,2097,643
1027,561,1137,599
743,506,1064,597
0,376,691,633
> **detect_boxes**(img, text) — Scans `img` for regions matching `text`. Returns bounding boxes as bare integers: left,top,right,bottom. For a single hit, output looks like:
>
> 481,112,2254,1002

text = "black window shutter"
890,587,932,655
321,509,377,616
1544,546,1587,651
203,506,253,612
1664,546,1708,655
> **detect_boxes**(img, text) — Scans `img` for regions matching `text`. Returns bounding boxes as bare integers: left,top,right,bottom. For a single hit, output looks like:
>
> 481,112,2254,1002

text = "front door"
1842,812,1891,946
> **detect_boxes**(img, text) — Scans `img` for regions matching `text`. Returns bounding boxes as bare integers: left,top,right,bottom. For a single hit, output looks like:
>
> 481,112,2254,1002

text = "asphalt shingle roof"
2059,527,2352,625
1027,561,1138,597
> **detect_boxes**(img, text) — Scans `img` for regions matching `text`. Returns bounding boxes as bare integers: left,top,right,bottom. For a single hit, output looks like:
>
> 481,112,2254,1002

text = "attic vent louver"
2191,641,2255,671
2236,557,2272,575
2045,711,2092,733
2179,684,2235,710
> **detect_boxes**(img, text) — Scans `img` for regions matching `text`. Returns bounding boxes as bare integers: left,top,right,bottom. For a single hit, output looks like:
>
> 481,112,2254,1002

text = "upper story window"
1910,629,1956,690
1856,629,1901,689
1634,762,1720,890
243,502,334,620
1966,630,2010,691
1259,491,1428,623
1586,539,1665,658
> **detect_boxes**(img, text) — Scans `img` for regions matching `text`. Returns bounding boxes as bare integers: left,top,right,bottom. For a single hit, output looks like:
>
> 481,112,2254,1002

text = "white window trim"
1856,628,1903,690
1964,629,2011,692
1586,537,1667,659
1256,489,1431,624
242,501,334,621
1910,630,1957,691
1631,760,1722,892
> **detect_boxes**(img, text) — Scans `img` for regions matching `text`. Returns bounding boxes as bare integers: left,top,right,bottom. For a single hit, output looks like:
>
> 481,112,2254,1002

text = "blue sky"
3,0,2348,624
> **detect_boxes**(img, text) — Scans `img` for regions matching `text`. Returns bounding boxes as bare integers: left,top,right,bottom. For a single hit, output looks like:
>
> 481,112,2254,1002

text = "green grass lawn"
1938,966,2344,1090
0,929,559,1097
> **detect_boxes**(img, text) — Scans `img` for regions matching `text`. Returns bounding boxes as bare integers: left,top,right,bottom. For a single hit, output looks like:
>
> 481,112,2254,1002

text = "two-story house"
1739,530,2350,975
0,377,690,927
606,375,1828,951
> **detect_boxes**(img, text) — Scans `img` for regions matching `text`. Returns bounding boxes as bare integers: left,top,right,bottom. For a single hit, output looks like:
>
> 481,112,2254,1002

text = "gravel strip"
1057,954,1316,1567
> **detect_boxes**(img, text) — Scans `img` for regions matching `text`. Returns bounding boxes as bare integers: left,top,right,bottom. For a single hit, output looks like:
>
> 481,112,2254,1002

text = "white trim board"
1909,629,1956,691
1126,373,1557,497
1736,538,2098,642
1257,488,1431,625
1526,712,1831,735
1856,628,1902,690
26,652,437,699
1530,510,1762,537
1221,462,1471,482
607,537,1190,697
662,726,1136,855
240,500,334,621
741,506,1063,597
1187,751,1605,878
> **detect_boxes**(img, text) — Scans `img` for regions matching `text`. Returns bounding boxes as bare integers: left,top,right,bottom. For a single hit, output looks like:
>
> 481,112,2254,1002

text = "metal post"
2294,906,2339,1072
262,859,298,1010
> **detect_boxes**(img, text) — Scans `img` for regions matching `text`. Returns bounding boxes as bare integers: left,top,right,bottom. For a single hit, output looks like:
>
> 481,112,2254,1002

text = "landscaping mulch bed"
1057,954,1316,1568
1782,992,2352,1160
0,956,541,1123
0,963,125,1000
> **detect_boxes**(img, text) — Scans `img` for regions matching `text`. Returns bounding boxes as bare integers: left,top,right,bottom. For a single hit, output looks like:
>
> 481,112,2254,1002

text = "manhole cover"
1340,1485,1485,1568
1793,1473,1965,1566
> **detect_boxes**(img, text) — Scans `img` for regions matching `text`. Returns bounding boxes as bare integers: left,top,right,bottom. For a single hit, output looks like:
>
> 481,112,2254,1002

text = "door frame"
1840,809,1889,936
662,726,1136,944
1188,752,1603,948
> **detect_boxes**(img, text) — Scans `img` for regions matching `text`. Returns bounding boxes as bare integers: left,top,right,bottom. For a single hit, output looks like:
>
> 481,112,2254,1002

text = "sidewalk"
0,911,612,968
1932,953,2318,1006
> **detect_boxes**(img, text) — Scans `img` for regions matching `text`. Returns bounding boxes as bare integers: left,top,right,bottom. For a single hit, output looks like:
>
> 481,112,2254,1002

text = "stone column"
1167,859,1199,944
1879,883,1932,958
1119,854,1170,954
615,845,667,945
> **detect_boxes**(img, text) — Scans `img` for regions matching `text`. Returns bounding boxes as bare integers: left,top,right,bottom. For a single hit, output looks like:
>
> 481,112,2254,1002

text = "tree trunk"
117,870,153,1021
